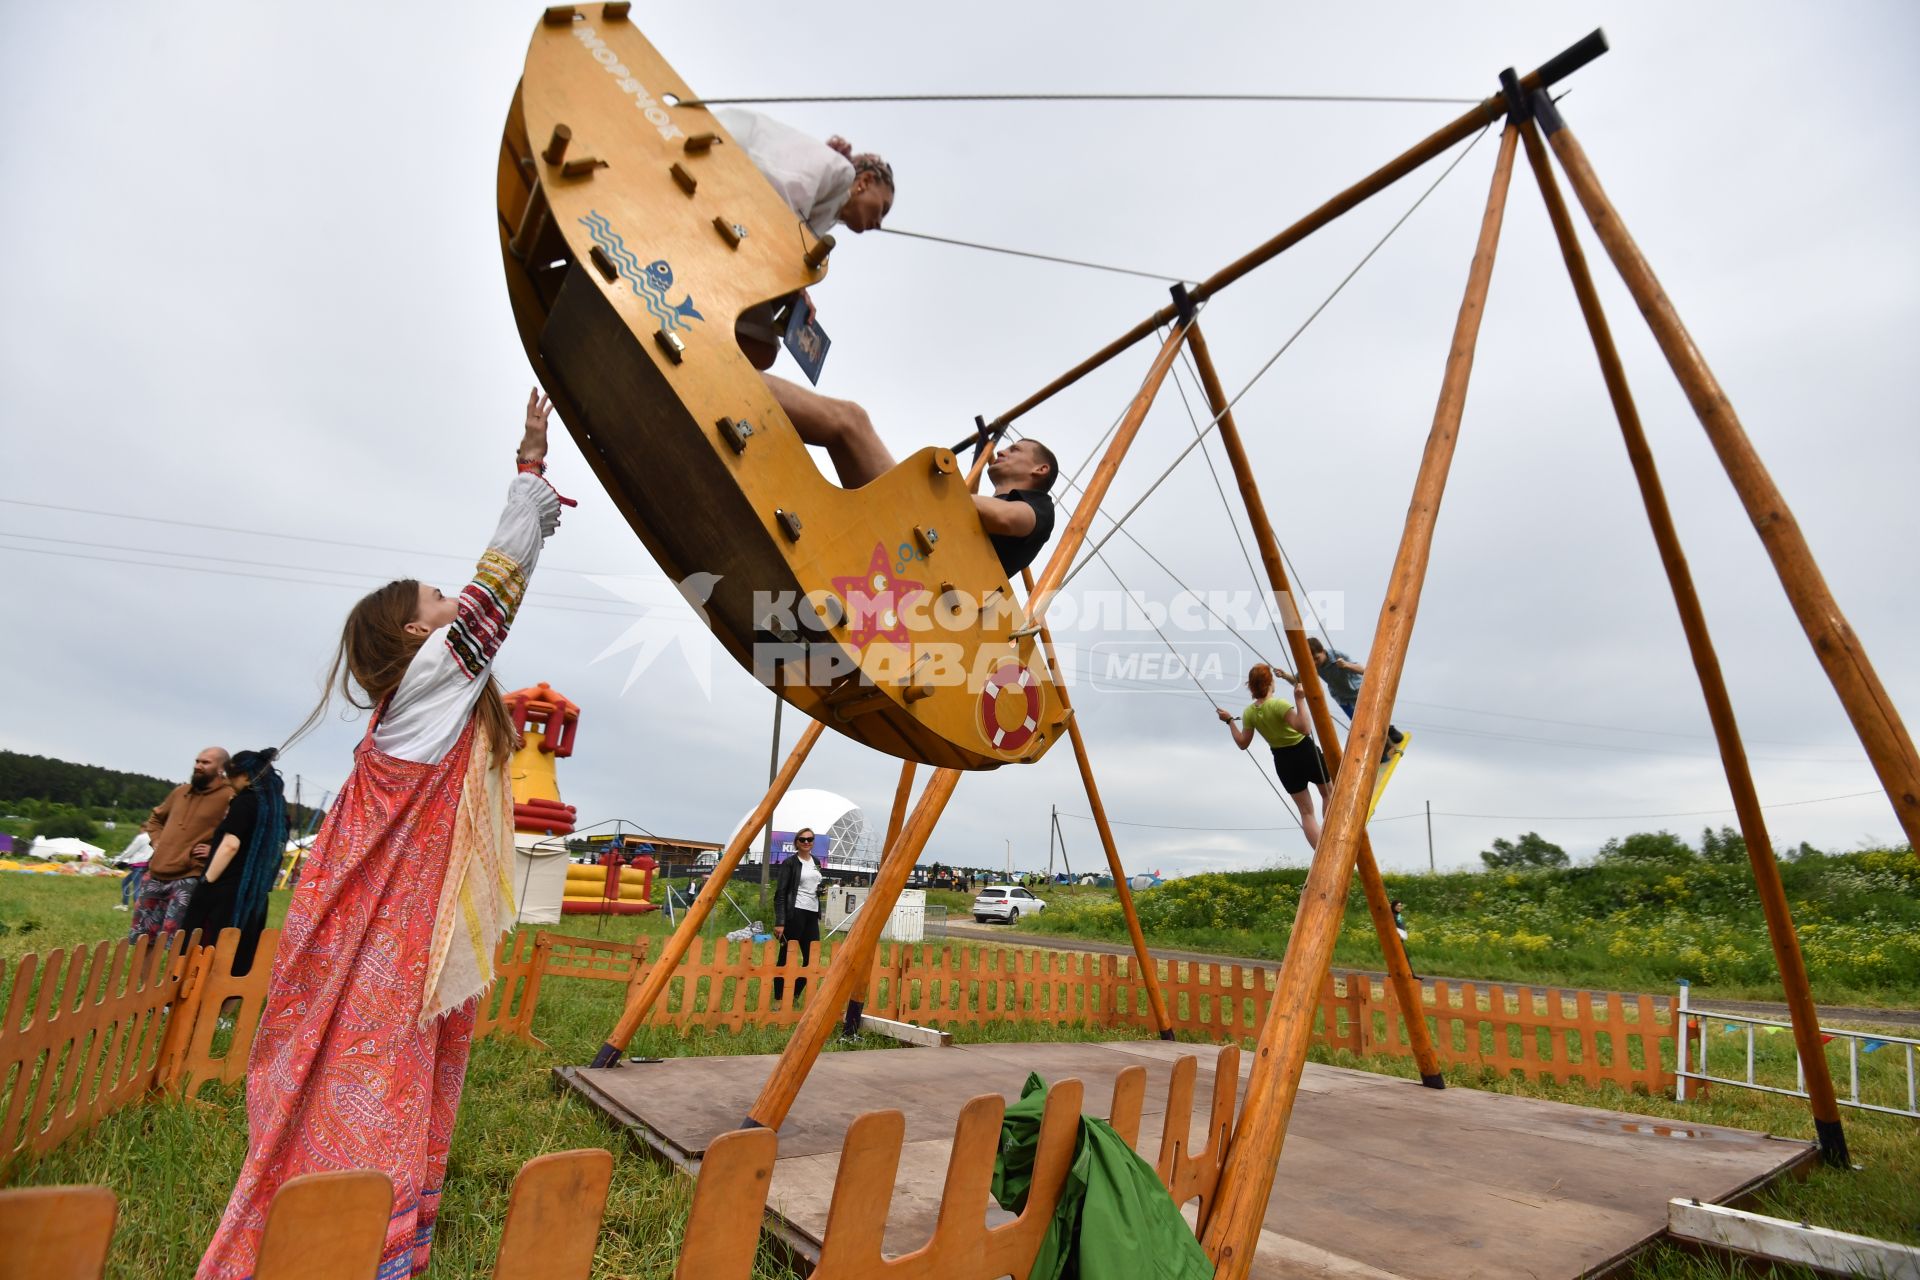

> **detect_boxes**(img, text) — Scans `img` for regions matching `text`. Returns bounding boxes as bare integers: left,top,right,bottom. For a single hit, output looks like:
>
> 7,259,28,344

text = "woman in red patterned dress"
199,390,567,1280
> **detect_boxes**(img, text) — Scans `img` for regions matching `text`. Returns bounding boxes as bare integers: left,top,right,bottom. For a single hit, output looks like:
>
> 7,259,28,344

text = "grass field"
1013,851,1920,1008
3,872,1915,1279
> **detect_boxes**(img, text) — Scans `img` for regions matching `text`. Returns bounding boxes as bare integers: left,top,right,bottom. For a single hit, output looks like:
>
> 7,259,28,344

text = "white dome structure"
728,788,871,869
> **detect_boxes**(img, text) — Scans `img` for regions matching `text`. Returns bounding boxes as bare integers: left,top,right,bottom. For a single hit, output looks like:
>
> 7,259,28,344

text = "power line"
878,227,1194,284
1391,717,1863,766
1395,696,1819,749
678,91,1483,108
0,542,673,622
0,530,676,614
0,495,647,580
1428,790,1890,822
1056,787,1889,832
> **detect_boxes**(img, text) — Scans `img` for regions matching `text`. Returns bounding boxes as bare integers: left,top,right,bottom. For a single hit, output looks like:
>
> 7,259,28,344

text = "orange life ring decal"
980,661,1041,753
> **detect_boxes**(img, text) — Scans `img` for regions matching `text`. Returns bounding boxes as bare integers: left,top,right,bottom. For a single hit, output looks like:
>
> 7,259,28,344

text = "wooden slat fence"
2,927,1677,1170
1366,978,1674,1094
162,929,282,1099
2,1051,1232,1278
0,933,195,1166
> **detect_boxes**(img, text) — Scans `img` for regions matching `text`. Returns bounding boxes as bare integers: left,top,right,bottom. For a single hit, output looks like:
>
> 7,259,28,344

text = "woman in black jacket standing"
770,828,824,1008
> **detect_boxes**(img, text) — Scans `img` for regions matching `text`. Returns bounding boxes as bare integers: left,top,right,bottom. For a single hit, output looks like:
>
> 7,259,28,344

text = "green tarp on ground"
991,1072,1215,1280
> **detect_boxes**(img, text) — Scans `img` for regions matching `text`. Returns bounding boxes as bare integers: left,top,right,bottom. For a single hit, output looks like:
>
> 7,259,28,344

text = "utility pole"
1005,837,1011,880
1046,805,1055,882
759,695,782,907
1426,800,1435,874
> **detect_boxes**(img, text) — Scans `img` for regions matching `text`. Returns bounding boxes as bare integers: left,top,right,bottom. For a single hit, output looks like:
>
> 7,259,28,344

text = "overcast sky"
3,2,1915,878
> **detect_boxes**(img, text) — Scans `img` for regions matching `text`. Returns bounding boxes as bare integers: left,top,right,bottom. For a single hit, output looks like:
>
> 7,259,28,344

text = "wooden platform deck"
560,1039,1811,1279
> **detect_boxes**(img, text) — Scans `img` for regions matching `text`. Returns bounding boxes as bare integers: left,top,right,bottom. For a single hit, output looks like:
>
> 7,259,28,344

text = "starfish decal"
830,542,927,650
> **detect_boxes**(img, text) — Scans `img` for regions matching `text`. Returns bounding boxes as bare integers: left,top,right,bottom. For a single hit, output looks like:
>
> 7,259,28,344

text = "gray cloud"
2,2,1914,878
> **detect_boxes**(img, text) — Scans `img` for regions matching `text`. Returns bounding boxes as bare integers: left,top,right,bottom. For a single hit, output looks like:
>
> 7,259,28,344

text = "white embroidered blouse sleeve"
373,472,563,764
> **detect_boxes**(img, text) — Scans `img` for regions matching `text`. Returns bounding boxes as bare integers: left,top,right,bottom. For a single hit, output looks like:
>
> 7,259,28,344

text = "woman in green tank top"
1216,663,1331,848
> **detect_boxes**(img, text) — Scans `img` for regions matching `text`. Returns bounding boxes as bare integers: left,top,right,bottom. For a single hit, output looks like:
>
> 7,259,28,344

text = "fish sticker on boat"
578,211,704,332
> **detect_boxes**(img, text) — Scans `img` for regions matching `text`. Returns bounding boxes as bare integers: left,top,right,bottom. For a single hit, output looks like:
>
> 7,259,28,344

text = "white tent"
31,835,106,861
727,788,868,870
511,833,570,925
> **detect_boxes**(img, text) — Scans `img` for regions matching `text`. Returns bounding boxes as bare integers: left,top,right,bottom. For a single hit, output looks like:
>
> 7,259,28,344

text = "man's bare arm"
973,494,1037,537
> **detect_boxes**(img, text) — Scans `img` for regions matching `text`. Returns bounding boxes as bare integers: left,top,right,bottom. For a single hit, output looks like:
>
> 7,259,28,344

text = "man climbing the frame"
1307,636,1404,762
764,375,1059,576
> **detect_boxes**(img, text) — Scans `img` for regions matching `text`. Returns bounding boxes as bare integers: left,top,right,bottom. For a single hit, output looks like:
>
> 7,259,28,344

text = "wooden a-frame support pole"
1533,97,1920,850
1022,564,1177,1038
1202,120,1522,1278
1184,322,1444,1087
590,720,826,1067
884,760,916,850
745,319,1195,1130
1519,97,1849,1165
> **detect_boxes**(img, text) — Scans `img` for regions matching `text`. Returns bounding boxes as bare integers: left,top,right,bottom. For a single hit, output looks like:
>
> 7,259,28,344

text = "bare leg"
1293,785,1323,850
763,373,896,488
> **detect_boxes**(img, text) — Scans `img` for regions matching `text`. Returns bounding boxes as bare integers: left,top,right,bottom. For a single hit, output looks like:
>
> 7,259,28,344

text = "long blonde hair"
290,579,516,761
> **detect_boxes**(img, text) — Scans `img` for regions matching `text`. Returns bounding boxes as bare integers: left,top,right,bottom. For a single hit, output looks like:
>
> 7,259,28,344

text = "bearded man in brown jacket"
129,746,232,944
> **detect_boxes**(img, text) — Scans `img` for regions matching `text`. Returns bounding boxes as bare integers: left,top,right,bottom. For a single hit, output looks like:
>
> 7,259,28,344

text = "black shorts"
1271,739,1329,795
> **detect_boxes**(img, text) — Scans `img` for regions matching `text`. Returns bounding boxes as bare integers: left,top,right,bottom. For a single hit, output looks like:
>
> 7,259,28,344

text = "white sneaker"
113,904,129,911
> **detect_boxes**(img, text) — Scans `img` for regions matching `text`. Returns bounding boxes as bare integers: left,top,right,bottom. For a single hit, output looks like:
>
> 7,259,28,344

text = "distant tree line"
1,750,323,847
1481,825,1820,870
0,750,174,811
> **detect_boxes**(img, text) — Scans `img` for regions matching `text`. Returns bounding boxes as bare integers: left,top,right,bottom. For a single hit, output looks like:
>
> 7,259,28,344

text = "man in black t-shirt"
761,372,1058,576
975,439,1057,576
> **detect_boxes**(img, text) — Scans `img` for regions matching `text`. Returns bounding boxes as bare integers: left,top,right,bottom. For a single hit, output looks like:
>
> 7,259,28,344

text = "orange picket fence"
0,928,281,1167
479,931,1676,1095
2,1048,1238,1280
2,926,1675,1172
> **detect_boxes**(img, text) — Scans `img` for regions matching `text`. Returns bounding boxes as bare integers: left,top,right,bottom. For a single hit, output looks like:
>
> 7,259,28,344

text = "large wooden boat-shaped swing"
497,5,1061,771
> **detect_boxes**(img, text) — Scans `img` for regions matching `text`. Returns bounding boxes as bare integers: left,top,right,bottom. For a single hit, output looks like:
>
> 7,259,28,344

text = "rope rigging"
1035,479,1307,829
878,227,1195,284
969,122,1497,832
1054,121,1496,592
1008,426,1286,675
675,91,1485,109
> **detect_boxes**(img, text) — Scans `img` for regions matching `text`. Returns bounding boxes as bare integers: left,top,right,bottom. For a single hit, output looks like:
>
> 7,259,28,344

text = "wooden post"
1519,109,1849,1165
1533,93,1920,850
747,767,963,1129
1185,322,1445,1088
1202,121,1520,1279
884,759,916,851
1024,320,1193,626
590,720,825,1066
1022,565,1177,1039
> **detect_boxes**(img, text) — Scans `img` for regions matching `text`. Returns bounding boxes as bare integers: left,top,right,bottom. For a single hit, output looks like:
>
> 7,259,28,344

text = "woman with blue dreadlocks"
180,749,288,975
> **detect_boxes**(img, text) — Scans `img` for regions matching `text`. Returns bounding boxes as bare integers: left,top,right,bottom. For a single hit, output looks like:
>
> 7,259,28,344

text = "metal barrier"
1675,981,1920,1118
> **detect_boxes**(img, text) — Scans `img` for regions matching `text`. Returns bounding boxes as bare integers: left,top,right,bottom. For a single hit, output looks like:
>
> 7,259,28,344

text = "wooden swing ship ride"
493,8,1920,1276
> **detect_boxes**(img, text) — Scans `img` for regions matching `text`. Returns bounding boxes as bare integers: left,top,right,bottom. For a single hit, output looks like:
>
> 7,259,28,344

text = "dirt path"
944,921,1920,1029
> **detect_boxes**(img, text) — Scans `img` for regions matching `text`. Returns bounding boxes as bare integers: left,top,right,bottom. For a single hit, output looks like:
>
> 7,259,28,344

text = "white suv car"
972,885,1047,924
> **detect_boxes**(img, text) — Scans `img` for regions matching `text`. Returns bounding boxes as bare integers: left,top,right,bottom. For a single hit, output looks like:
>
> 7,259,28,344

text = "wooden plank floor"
560,1040,1810,1279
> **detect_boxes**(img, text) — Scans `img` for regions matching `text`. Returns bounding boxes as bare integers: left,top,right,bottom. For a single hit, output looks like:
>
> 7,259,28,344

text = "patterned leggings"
129,875,201,942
